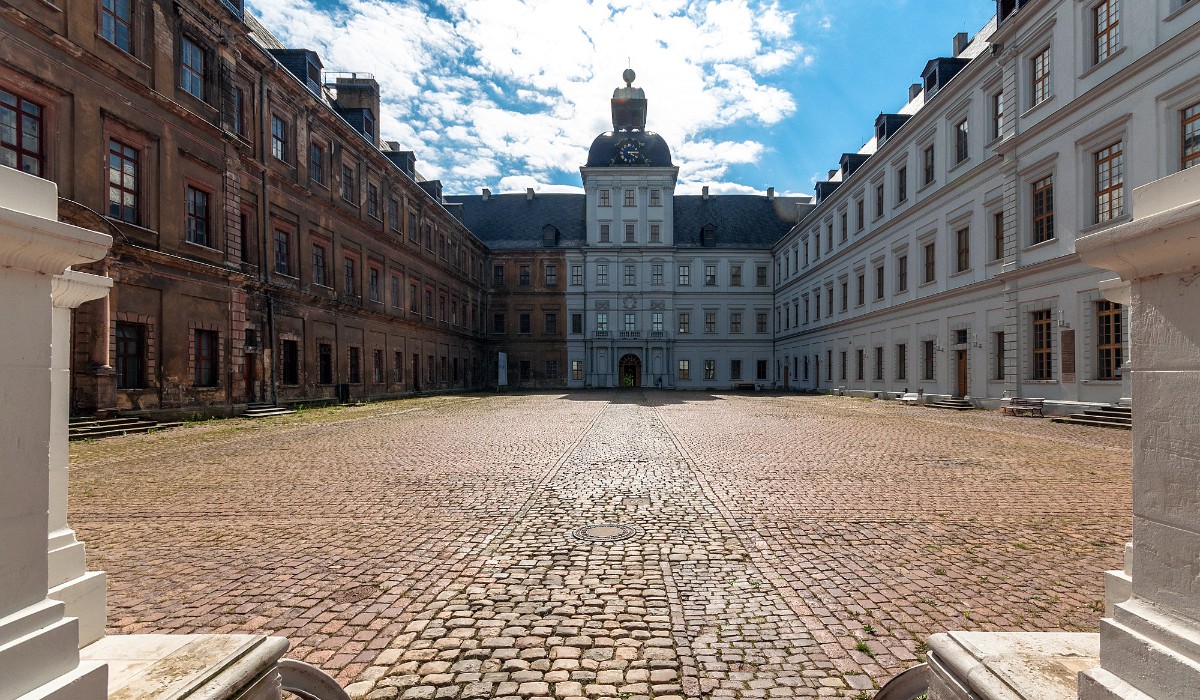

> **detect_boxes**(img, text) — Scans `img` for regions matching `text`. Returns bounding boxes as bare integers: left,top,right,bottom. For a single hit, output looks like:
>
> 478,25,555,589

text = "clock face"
616,139,643,165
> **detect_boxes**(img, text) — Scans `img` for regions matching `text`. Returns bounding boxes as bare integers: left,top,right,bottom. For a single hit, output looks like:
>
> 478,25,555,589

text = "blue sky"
247,0,997,196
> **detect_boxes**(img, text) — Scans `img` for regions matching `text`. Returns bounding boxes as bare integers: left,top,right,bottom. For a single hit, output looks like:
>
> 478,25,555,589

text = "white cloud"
247,0,807,194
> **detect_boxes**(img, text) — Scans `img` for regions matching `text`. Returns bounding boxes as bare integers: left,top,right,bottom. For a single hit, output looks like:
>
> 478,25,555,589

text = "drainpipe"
258,72,278,406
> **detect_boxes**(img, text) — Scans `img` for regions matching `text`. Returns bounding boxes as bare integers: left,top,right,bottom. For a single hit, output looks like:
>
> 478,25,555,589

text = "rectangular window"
993,212,1005,260
596,312,608,331
856,348,865,381
1095,141,1125,223
826,287,834,315
317,343,333,385
546,360,558,380
1032,309,1054,380
341,164,355,202
624,264,636,285
394,350,403,383
309,143,324,184
704,265,717,286
875,265,885,300
875,183,885,218
519,264,531,286
597,263,608,285
545,264,557,286
273,229,290,275
544,313,557,334
955,119,969,164
408,213,418,243
651,312,663,333
730,312,742,333
572,360,583,381
180,36,205,100
896,343,907,381
856,273,865,306
923,145,935,186
1184,101,1200,170
897,254,908,292
193,329,218,387
874,346,884,380
730,359,742,381
756,312,767,333
280,339,299,385
855,199,865,232
678,265,690,286
571,313,583,334
992,91,1004,140
271,116,287,161
756,359,768,381
391,275,400,307
519,313,531,334
409,283,418,314
313,246,330,286
624,189,635,206
107,139,138,223
652,264,663,285
115,322,146,389
368,267,380,302
1096,301,1123,380
650,189,661,206
994,332,1006,380
646,223,660,243
388,199,399,231
492,264,505,287
678,312,690,334
956,227,970,272
1094,0,1119,64
704,359,716,380
756,265,768,286
922,340,935,380
367,183,379,218
827,350,833,381
839,352,847,380
1032,47,1051,106
1032,175,1055,244
724,265,740,286
343,257,356,296
678,360,690,380
838,281,847,312
704,312,716,333
599,224,610,243
0,90,44,177
564,265,579,285
625,223,636,243
348,347,361,384
896,166,907,203
100,0,134,52
599,189,610,206
493,313,505,333
185,186,209,247
840,213,848,242
623,313,636,332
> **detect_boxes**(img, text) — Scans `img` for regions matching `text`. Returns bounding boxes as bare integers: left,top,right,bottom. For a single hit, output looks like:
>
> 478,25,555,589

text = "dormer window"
363,111,375,140
542,224,559,247
701,224,716,247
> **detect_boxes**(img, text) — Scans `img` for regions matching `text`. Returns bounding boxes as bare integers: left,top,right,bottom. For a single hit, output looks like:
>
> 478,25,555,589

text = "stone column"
48,271,113,648
1076,166,1200,699
0,170,111,698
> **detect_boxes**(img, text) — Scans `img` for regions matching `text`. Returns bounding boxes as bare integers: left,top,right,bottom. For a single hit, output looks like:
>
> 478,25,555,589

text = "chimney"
909,83,923,102
383,140,401,151
702,185,710,200
526,187,535,201
334,75,382,148
482,188,490,201
953,32,969,57
767,187,775,201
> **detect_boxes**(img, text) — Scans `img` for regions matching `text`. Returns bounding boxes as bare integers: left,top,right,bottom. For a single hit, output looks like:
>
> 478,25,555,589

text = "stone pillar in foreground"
0,169,112,698
1076,166,1200,699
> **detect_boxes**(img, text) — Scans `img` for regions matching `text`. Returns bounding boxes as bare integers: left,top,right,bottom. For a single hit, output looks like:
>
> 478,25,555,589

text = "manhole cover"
332,584,379,604
570,523,640,542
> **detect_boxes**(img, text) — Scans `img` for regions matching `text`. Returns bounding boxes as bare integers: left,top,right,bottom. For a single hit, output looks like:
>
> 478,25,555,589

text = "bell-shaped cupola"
586,69,673,167
611,68,647,131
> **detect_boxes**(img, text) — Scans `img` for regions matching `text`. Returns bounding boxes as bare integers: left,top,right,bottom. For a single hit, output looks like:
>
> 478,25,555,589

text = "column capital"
52,271,113,310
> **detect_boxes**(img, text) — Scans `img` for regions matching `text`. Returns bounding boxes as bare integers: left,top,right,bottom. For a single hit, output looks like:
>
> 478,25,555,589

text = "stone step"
242,405,296,418
927,399,974,411
69,418,182,440
1051,416,1132,430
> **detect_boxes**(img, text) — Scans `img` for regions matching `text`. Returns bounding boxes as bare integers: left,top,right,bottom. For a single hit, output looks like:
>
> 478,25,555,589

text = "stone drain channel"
352,401,871,699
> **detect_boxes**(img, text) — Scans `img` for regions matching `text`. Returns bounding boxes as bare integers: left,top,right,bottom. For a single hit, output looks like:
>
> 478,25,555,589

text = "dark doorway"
618,354,642,388
956,349,968,397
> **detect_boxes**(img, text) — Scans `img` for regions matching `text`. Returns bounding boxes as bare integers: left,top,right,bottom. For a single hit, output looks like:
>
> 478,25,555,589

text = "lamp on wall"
972,333,983,349
933,337,945,352
1057,309,1071,329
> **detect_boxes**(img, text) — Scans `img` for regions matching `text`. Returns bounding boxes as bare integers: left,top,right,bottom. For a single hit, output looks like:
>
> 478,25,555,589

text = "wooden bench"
1001,397,1045,417
897,392,920,405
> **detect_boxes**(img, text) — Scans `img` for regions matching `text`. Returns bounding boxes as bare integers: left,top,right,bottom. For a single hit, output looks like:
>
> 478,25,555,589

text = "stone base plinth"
926,632,1100,700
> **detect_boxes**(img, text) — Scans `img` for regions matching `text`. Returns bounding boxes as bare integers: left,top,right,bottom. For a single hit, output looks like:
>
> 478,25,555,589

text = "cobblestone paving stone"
70,392,1132,699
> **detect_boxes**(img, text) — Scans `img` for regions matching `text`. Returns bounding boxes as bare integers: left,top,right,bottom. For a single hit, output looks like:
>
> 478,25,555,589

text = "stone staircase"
926,397,975,411
68,416,182,441
1051,404,1132,430
243,402,296,418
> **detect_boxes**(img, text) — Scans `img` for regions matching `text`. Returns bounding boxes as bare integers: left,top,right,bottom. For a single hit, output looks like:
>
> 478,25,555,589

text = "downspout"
258,72,278,406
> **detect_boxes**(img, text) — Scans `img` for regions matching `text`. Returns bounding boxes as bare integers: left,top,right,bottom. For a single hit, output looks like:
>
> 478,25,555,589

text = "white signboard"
497,351,508,387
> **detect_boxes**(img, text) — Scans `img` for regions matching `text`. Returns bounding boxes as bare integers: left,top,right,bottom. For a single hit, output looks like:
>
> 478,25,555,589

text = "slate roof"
444,194,587,250
673,196,806,249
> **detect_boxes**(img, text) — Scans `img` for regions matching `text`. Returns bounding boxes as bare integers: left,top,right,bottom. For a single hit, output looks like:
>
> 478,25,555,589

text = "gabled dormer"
922,57,971,99
875,113,912,147
840,153,870,179
268,49,323,95
814,181,842,203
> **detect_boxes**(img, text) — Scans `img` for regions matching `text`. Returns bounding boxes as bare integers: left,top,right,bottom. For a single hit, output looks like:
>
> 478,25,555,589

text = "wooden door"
956,349,968,397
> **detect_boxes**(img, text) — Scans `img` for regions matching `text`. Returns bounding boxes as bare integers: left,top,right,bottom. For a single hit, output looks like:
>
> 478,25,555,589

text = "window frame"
107,137,140,224
0,89,45,178
1031,174,1055,245
185,185,211,247
1093,0,1120,66
179,34,206,102
99,0,135,54
1094,140,1125,224
1031,309,1054,380
193,328,219,387
1095,300,1123,380
1184,100,1200,170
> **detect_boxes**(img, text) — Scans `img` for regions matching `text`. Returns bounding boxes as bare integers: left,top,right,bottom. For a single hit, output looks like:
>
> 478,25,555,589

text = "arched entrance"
618,354,642,388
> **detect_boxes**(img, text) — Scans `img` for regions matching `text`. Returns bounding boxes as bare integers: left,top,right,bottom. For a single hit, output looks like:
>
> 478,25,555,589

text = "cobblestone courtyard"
70,392,1133,699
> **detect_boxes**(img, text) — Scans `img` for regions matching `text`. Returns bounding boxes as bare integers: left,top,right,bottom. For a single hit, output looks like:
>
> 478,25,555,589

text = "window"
271,116,288,161
704,312,716,333
0,90,43,177
896,166,907,203
394,350,403,383
730,312,742,333
923,145,935,186
571,313,583,334
492,264,504,287
624,264,636,285
756,312,767,333
341,164,355,202
1032,309,1054,379
757,265,768,286
826,287,834,316
596,312,608,332
545,264,557,286
651,312,663,333
309,143,324,184
993,212,1005,260
544,313,557,334
493,313,505,333
179,36,205,100
855,199,865,232
348,347,361,384
956,227,970,272
599,224,610,243
1095,141,1124,223
840,281,848,312
1096,301,1123,379
343,257,357,296
273,229,291,275
730,360,742,381
678,360,690,380
856,274,865,306
922,340,935,380
704,265,717,286
115,322,146,389
519,313,531,334
546,360,558,380
100,0,134,53
624,189,635,206
827,350,833,381
439,295,446,322
896,343,907,381
650,189,661,206
678,265,690,286
1032,47,1051,106
1184,101,1200,170
994,332,1006,380
1032,175,1055,244
840,213,848,242
597,263,608,285
730,266,743,286
388,199,399,231
315,343,333,385
897,255,908,292
625,223,636,243
875,265,885,300
193,329,218,387
519,264,531,286
704,360,716,380
954,119,969,164
651,264,663,285
826,224,833,251
599,189,610,206
391,275,400,307
856,349,865,381
678,312,690,334
650,223,661,243
107,139,138,223
572,360,583,381
874,346,884,380
1094,0,1119,64
408,213,418,243
280,339,299,385
875,183,885,218
409,283,418,314
367,184,379,218
839,352,847,380
185,186,209,247
368,267,380,302
992,91,1004,141
623,313,636,332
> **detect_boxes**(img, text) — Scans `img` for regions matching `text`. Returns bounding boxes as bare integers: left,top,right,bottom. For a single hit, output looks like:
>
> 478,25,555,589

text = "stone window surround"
188,321,220,390
112,311,158,391
1020,298,1060,382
